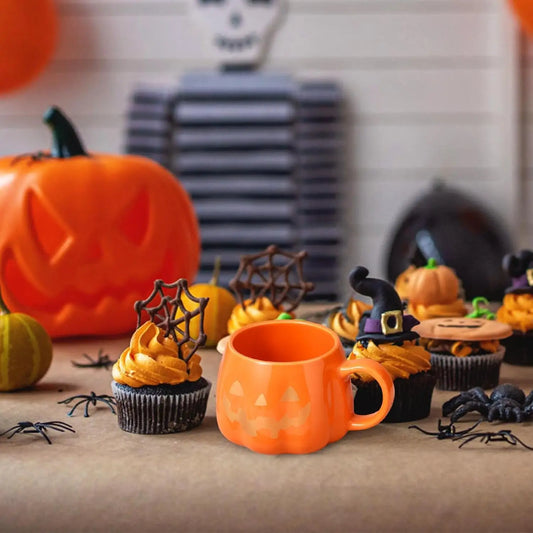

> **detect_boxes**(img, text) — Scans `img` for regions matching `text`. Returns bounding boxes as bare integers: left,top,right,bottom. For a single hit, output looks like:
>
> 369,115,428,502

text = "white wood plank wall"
0,0,524,288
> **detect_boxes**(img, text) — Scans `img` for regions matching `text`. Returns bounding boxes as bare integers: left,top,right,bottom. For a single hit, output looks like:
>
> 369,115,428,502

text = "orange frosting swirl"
112,322,202,388
349,340,431,382
328,299,372,342
227,297,286,334
408,299,467,321
497,293,533,333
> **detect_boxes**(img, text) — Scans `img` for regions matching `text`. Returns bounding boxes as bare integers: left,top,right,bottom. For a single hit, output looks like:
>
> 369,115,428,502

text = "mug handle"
338,358,395,430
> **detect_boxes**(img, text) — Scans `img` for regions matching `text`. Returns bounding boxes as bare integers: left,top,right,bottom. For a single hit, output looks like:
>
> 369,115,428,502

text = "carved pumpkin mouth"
222,396,311,438
215,33,259,50
2,249,176,314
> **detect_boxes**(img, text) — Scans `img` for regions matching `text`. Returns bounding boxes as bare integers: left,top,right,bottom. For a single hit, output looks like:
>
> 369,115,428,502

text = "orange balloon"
509,0,533,36
0,0,58,94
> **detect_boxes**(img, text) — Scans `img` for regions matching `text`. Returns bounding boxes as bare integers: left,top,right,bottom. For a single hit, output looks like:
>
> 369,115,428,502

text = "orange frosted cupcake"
111,279,210,434
348,267,435,423
227,245,314,334
496,250,533,365
405,258,467,321
325,298,372,353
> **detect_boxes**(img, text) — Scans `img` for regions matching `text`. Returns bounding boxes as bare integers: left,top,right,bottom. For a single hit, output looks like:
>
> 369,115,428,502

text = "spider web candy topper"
229,245,314,312
134,279,208,361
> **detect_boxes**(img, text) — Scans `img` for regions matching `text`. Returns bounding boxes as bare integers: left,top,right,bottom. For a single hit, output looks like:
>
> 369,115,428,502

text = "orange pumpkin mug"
216,320,395,454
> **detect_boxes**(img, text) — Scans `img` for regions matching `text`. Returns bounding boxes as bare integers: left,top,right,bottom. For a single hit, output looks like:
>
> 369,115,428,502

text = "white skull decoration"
190,0,285,68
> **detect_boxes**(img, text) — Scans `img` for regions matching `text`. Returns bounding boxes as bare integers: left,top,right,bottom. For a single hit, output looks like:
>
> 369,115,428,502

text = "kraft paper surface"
1,311,533,533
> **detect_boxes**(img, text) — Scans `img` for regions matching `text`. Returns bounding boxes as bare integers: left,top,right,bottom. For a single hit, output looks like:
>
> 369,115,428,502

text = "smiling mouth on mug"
222,397,311,438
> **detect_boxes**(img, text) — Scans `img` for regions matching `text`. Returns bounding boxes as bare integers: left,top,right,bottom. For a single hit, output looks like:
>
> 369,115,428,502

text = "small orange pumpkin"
177,258,237,347
0,107,200,338
0,0,58,94
408,258,460,306
0,286,52,391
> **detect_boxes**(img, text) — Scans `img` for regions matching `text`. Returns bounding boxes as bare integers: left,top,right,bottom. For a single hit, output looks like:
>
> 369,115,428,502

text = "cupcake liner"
430,347,505,391
353,372,436,423
111,378,211,434
501,332,533,366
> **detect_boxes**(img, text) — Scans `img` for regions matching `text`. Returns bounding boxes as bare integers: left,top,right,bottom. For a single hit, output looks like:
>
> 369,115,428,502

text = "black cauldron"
385,182,513,301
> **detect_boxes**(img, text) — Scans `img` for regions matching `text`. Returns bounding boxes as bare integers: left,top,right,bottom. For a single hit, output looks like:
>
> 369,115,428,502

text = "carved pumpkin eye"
117,190,150,245
27,190,70,261
254,393,268,406
228,380,244,397
281,386,300,402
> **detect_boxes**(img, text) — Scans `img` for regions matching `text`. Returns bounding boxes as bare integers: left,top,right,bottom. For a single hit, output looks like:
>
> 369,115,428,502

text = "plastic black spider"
453,429,533,450
442,384,533,424
0,421,75,445
58,391,117,417
409,419,482,440
72,349,116,370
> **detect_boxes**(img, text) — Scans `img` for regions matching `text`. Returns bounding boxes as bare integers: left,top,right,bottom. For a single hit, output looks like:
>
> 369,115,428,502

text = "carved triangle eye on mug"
189,0,286,67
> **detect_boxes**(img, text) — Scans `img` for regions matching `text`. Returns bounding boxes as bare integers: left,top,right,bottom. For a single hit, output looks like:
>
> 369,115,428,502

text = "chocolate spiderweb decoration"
134,279,208,362
229,245,314,311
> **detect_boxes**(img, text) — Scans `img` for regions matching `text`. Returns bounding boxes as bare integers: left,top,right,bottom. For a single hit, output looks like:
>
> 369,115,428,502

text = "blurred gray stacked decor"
124,0,344,300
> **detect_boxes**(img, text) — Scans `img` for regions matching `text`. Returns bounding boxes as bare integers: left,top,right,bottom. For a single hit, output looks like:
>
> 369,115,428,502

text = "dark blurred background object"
385,181,514,301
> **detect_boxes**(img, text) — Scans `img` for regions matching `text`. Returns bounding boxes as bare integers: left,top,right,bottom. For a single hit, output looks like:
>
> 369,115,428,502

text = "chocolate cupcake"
496,250,533,365
111,279,211,434
348,267,435,423
414,314,511,391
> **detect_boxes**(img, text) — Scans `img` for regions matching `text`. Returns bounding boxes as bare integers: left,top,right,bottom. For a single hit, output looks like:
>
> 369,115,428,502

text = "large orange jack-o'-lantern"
0,106,200,338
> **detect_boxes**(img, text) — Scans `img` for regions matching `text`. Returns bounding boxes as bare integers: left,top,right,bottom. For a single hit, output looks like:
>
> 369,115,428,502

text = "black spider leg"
523,389,533,419
455,430,533,450
72,348,116,369
0,424,28,440
58,392,117,417
442,387,491,423
30,421,75,445
0,421,75,445
409,419,482,440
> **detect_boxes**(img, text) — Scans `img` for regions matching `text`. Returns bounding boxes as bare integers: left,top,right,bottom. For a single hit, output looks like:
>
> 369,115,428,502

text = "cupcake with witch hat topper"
348,267,435,423
226,245,314,334
111,279,211,434
496,250,533,365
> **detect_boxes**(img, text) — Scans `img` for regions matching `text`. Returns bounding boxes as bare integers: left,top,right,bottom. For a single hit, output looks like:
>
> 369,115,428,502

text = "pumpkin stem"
425,258,438,269
43,106,88,158
0,285,10,315
466,297,495,320
209,256,222,286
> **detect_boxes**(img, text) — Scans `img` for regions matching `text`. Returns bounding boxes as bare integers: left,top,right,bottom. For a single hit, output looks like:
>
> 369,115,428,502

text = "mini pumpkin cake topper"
349,266,419,344
134,278,208,361
229,245,314,312
502,249,533,294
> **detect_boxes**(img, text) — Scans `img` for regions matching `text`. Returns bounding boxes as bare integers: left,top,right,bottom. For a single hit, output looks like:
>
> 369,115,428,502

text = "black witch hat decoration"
350,266,419,344
503,250,533,294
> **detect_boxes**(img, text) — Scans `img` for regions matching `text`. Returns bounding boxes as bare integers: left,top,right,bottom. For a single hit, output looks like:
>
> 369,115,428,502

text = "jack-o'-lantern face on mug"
413,317,512,342
222,373,311,439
